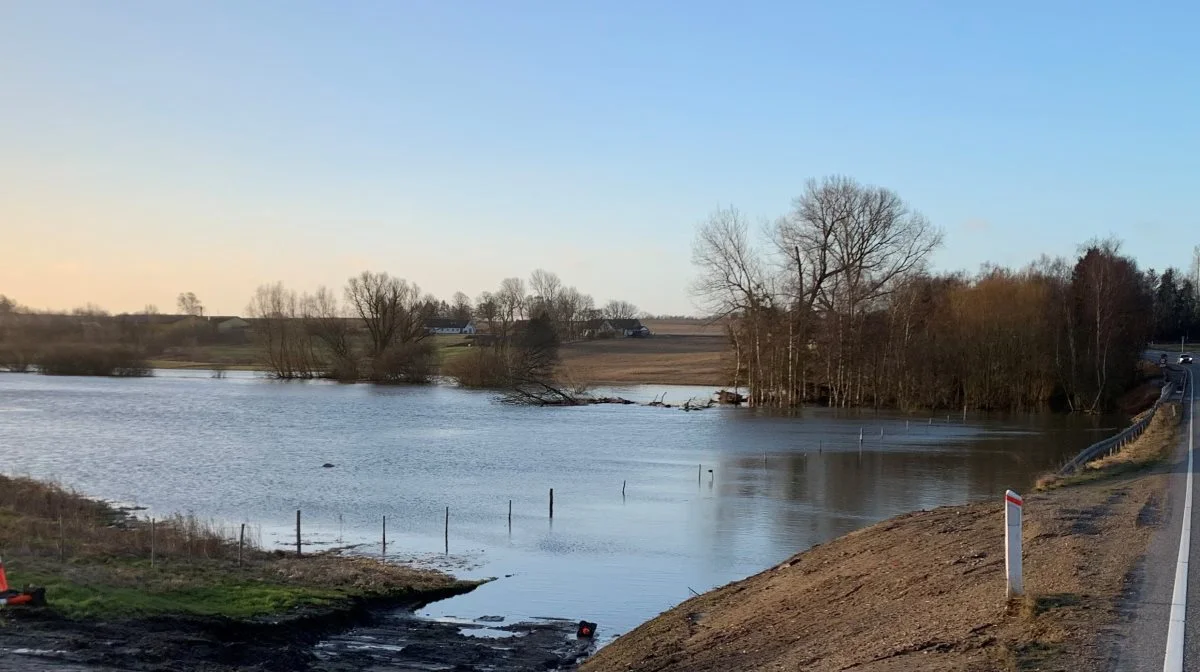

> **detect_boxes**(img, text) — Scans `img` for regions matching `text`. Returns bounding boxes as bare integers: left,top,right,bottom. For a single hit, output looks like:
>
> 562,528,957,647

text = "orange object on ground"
0,561,8,592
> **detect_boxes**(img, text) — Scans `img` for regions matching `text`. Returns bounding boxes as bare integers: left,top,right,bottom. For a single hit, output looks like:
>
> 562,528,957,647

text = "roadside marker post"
1005,490,1024,598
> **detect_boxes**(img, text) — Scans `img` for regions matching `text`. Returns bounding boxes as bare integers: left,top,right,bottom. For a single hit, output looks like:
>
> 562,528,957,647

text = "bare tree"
344,271,429,359
177,292,204,317
501,314,577,405
247,283,317,379
496,277,527,326
142,304,160,315
602,300,640,321
344,271,435,383
555,287,591,340
475,291,499,334
690,206,767,319
303,286,356,380
451,291,473,321
529,269,563,317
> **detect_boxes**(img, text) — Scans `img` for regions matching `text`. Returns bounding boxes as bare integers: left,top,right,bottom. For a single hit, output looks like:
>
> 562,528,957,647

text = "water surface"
0,371,1122,636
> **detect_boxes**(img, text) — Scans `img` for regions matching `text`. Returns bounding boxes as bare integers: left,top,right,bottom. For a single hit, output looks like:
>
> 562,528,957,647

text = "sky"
2,1,1199,316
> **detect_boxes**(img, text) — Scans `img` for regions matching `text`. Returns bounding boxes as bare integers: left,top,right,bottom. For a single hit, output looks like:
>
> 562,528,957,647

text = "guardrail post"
1005,490,1024,598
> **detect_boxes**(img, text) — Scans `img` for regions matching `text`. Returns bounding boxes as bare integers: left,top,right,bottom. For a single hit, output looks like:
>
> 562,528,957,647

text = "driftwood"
714,389,746,405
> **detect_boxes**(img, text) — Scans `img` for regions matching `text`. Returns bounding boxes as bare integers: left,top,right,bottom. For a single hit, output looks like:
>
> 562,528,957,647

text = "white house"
425,318,477,335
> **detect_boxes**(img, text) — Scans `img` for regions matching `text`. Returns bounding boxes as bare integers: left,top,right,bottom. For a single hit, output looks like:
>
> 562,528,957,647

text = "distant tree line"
692,176,1155,413
244,269,641,395
1146,258,1200,344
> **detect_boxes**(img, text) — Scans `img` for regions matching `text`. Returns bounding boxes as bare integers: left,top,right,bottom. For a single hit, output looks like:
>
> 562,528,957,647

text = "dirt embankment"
584,405,1181,672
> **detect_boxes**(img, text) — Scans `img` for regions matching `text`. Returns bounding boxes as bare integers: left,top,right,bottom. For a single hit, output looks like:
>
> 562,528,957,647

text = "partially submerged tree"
344,271,435,382
501,315,577,405
246,283,318,379
303,286,356,381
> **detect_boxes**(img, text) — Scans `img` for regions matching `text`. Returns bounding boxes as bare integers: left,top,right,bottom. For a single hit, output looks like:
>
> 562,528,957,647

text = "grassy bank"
0,474,478,621
583,398,1182,671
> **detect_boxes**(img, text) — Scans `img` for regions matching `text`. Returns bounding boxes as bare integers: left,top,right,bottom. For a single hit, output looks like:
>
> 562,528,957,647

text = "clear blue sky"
3,1,1198,315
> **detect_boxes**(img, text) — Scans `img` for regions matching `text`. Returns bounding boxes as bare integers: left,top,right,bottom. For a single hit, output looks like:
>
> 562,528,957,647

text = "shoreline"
581,397,1183,671
0,474,595,671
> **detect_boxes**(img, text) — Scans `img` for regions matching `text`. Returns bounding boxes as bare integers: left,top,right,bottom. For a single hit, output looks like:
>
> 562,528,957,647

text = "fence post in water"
622,480,626,497
549,488,554,519
382,516,387,556
1005,490,1024,598
238,523,245,567
698,464,701,485
444,506,449,554
508,500,512,529
296,509,302,557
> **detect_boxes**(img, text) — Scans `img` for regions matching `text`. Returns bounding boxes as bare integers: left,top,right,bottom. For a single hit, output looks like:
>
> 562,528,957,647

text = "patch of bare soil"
583,421,1179,672
559,335,730,386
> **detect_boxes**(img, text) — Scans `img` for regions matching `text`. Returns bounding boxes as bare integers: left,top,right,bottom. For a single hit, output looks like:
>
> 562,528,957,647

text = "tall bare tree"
602,300,640,321
247,283,317,379
344,271,429,359
496,277,527,327
177,292,204,316
451,291,473,321
303,286,355,380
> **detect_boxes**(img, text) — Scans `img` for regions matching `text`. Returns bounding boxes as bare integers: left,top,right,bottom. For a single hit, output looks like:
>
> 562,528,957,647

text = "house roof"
425,318,472,329
608,318,644,330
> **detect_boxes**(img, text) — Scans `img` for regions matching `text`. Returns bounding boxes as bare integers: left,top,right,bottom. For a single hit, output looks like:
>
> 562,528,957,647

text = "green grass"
5,560,345,620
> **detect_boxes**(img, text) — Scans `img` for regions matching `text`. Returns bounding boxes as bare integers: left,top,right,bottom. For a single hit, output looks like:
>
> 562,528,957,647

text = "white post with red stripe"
1005,490,1024,598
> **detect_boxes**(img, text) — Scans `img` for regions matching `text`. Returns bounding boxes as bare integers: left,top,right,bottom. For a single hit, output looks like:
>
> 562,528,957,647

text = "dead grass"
584,421,1178,672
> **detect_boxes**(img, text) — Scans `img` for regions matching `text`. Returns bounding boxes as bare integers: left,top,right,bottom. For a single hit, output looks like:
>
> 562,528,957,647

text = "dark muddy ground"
0,605,594,671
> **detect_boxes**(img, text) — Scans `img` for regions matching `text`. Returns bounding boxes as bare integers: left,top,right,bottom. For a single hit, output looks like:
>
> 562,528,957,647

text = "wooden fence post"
238,523,245,567
549,488,554,519
296,509,302,557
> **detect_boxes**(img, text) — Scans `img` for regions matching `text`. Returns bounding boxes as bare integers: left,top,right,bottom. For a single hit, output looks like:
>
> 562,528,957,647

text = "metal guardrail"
1057,366,1188,476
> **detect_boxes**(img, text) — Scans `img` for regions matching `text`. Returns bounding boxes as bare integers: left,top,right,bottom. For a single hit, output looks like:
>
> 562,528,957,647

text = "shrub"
36,343,151,377
369,341,438,384
444,348,509,388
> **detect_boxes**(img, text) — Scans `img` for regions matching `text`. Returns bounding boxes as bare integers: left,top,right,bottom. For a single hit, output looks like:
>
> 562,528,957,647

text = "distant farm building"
212,316,251,334
425,318,477,335
583,318,650,338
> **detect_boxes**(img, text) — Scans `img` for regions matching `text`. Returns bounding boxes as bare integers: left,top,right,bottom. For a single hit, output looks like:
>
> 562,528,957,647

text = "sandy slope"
583,429,1176,671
